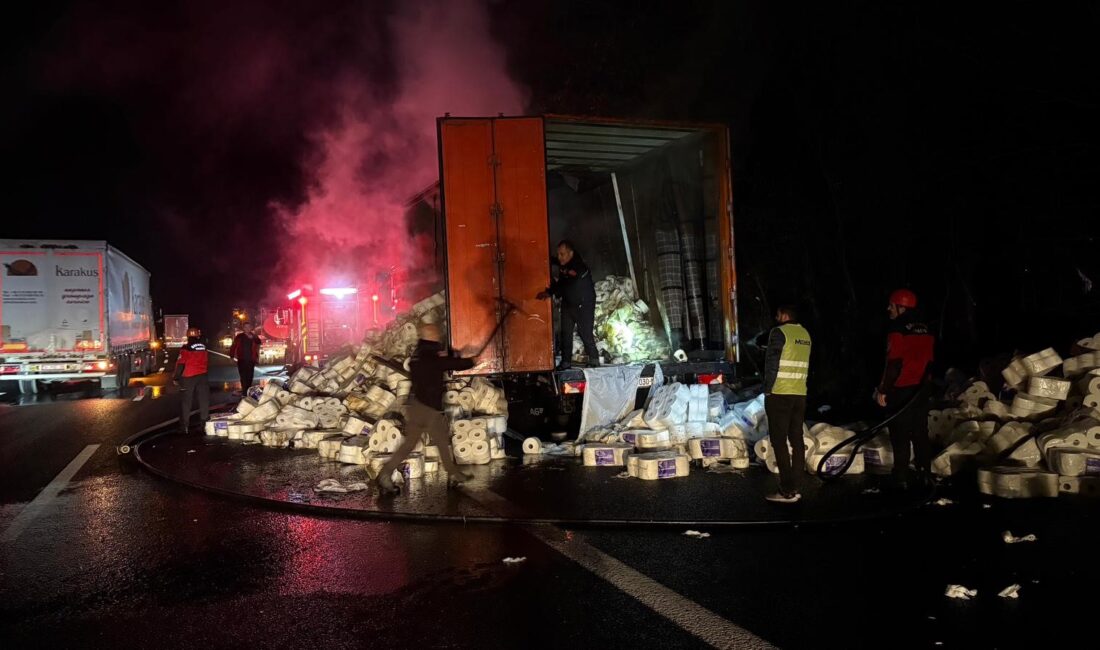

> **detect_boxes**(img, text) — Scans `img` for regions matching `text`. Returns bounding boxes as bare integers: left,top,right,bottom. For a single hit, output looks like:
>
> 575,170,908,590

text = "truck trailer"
0,239,155,393
427,114,739,432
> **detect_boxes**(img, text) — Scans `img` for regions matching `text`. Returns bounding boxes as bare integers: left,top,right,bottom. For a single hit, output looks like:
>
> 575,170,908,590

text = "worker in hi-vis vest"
762,305,812,503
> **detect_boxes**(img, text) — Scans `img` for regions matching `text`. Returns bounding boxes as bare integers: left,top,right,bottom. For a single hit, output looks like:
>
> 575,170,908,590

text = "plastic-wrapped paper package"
260,429,292,448
627,451,690,480
1027,376,1072,401
337,436,372,465
861,435,896,474
806,452,864,475
1010,393,1059,418
1064,352,1100,377
582,443,633,466
987,422,1033,454
932,441,983,476
978,466,1059,498
227,421,266,436
1007,438,1043,467
1021,348,1063,377
622,429,670,450
1046,447,1100,477
687,437,748,460
1002,359,1028,389
1058,475,1100,497
983,399,1010,419
342,416,370,435
317,434,346,459
300,429,337,449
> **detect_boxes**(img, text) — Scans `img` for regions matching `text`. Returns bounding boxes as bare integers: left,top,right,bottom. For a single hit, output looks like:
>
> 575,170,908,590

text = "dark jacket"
878,311,935,395
547,254,596,306
410,339,474,410
230,332,261,364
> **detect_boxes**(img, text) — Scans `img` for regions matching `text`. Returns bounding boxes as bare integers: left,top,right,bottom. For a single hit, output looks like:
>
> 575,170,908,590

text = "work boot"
376,474,399,495
765,491,802,504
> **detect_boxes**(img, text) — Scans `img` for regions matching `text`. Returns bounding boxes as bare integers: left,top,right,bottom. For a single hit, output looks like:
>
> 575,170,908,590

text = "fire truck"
281,274,400,366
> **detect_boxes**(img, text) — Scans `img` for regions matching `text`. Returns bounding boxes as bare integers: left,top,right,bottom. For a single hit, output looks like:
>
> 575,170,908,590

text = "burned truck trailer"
425,115,738,432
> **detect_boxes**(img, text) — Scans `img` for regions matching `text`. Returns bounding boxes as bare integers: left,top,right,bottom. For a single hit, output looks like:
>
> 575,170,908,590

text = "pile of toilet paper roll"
441,376,508,418
452,415,508,465
566,274,668,364
200,291,515,486
753,424,863,475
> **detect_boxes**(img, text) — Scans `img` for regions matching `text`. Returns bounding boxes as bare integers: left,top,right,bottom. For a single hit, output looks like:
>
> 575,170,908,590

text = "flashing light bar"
286,289,302,300
320,287,358,298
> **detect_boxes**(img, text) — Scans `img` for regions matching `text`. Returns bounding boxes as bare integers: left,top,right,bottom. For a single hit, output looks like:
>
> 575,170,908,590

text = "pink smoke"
274,0,528,306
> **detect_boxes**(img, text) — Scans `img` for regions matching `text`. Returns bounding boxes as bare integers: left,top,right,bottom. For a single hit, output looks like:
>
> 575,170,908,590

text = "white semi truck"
0,239,156,393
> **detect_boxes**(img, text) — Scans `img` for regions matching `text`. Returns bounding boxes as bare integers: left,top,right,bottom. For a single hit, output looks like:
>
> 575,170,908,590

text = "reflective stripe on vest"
773,323,811,395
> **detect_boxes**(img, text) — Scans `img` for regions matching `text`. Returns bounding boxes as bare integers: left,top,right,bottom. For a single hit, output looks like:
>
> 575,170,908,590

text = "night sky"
5,1,1098,405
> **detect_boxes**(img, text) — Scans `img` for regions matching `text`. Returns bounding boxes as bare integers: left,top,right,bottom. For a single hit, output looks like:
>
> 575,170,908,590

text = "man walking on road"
537,240,600,370
874,289,935,490
763,305,812,504
376,323,477,495
174,327,209,433
230,322,261,391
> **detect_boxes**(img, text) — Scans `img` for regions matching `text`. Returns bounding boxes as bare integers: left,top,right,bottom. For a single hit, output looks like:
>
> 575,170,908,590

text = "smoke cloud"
26,0,526,329
273,0,528,306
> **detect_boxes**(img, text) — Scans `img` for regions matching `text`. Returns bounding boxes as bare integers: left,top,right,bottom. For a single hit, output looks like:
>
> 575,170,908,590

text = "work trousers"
886,384,932,480
380,398,464,480
237,362,255,390
180,374,210,432
560,299,599,367
765,393,807,496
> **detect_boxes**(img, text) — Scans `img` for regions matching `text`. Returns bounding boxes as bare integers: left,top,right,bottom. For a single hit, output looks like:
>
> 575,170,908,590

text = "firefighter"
874,289,935,490
174,327,209,433
376,323,477,494
763,305,812,504
536,240,599,370
230,321,261,392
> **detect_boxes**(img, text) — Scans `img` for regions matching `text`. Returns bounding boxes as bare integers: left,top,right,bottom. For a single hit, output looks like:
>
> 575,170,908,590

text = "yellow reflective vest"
772,323,811,396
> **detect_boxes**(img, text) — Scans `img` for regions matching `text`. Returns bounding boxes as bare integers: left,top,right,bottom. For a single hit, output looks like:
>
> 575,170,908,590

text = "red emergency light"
371,294,379,302
287,289,302,300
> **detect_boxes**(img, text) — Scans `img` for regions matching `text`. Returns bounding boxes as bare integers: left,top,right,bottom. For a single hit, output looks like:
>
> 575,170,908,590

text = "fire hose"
814,386,929,480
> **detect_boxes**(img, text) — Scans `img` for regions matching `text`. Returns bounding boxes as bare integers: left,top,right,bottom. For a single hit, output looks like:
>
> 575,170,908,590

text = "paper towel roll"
522,437,542,455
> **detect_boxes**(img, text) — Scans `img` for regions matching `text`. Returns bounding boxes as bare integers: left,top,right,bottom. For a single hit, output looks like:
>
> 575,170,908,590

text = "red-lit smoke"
273,0,527,304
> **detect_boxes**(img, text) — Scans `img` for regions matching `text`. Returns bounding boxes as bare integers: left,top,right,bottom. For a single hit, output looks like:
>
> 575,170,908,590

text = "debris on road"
502,557,527,564
202,293,511,484
683,530,710,538
933,497,954,506
1002,531,1037,544
998,584,1022,599
945,585,978,600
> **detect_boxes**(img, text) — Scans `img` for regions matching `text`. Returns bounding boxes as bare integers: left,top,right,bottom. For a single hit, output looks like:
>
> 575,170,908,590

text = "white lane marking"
209,350,232,360
1,444,101,543
464,489,773,649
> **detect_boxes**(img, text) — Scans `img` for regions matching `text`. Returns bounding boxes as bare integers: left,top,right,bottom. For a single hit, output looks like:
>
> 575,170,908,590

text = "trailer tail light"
81,361,109,372
0,364,20,375
697,373,725,385
1,343,28,352
562,381,586,394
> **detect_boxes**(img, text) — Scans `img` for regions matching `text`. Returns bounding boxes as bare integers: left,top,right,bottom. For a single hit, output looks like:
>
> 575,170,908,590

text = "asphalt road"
1,359,1097,648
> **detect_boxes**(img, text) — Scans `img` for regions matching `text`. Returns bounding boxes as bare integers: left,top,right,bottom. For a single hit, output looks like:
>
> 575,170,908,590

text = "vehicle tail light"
0,364,20,375
697,373,724,385
563,381,586,394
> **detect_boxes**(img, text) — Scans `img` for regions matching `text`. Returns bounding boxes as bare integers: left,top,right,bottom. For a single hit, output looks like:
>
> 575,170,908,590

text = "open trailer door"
438,117,554,374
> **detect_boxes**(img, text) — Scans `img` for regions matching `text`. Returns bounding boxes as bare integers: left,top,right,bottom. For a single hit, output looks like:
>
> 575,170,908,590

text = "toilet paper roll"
205,420,230,436
452,419,472,434
470,417,488,430
452,431,469,445
636,429,671,449
582,443,633,466
487,416,508,435
400,453,425,479
442,390,461,406
468,427,488,442
754,438,770,459
522,437,542,455
1087,426,1100,448
423,445,440,460
673,349,688,362
454,443,473,460
424,459,440,473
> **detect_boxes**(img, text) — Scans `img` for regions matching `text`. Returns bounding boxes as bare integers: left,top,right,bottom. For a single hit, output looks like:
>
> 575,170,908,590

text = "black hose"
814,386,928,480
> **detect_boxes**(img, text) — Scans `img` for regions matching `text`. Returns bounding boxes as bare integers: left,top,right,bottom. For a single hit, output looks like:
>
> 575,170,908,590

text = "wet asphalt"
1,358,1097,649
